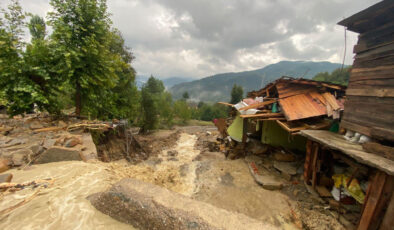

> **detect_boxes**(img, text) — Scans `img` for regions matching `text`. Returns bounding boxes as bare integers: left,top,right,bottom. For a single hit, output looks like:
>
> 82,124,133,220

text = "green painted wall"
261,121,307,152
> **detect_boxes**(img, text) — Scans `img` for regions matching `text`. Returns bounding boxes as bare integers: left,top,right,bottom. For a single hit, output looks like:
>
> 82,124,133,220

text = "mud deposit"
0,161,133,230
0,126,344,229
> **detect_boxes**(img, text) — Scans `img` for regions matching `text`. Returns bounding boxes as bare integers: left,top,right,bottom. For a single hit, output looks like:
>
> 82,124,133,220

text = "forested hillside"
170,61,343,102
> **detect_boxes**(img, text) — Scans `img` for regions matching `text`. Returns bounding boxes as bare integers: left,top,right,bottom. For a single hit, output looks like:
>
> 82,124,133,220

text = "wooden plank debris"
217,102,234,107
238,100,275,111
299,130,394,176
315,186,332,198
279,93,327,121
239,113,283,118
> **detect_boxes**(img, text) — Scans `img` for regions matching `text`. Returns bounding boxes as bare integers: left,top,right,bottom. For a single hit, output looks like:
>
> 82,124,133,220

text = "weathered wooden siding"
341,14,394,141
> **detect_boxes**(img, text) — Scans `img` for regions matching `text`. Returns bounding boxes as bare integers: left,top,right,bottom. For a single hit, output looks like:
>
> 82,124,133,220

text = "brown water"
0,161,134,230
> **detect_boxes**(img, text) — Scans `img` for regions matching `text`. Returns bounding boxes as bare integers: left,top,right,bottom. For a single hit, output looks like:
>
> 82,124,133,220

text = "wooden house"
338,0,394,142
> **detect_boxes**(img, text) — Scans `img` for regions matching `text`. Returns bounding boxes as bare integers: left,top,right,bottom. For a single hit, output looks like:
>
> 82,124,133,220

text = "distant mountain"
169,61,344,102
136,75,192,89
162,77,193,89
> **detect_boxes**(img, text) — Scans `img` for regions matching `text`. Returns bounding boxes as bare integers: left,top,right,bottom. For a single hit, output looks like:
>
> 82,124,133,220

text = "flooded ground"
0,126,344,229
0,161,133,230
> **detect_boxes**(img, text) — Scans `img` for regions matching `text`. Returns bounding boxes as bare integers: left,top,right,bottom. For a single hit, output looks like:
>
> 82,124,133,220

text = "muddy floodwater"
0,131,343,229
0,161,134,230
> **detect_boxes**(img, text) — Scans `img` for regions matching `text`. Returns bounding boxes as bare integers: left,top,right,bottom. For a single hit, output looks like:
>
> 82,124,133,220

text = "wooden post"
358,171,394,230
380,190,394,230
311,142,319,188
242,118,248,144
304,140,313,183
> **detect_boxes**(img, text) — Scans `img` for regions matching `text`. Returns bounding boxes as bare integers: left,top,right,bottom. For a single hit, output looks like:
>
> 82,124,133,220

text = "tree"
23,15,65,114
0,0,38,115
49,0,118,116
140,76,165,132
173,99,191,124
28,15,46,40
230,84,243,104
84,30,139,121
313,67,351,86
182,91,190,100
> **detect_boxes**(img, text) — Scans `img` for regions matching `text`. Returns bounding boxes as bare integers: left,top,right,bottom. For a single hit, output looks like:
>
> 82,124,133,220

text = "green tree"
23,15,65,114
159,91,174,127
230,84,243,104
140,76,165,132
182,91,190,100
84,30,139,121
198,103,227,121
49,0,118,116
173,99,191,124
0,0,40,115
28,15,46,40
313,67,351,86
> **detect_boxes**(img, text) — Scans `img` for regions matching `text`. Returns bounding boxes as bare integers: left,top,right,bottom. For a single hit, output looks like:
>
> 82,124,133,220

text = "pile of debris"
0,115,125,178
221,76,346,134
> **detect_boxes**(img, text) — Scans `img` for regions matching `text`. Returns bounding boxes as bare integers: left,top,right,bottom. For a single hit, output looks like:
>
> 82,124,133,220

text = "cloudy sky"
1,0,380,79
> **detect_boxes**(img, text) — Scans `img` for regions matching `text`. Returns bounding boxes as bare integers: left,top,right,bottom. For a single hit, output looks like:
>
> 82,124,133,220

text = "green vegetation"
0,0,227,132
312,66,351,86
0,0,137,120
230,84,243,104
192,102,228,122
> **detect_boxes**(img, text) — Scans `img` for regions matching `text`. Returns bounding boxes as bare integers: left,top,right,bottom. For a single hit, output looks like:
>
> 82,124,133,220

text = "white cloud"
1,0,380,78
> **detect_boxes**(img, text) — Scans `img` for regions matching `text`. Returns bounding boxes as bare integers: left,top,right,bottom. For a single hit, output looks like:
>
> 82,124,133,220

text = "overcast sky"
1,0,380,79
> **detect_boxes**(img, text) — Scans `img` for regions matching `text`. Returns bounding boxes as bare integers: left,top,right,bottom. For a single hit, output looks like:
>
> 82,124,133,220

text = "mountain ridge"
169,61,344,102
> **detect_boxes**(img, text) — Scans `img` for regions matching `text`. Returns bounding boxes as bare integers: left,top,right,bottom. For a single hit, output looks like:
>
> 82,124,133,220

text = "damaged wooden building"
301,1,394,229
218,1,394,229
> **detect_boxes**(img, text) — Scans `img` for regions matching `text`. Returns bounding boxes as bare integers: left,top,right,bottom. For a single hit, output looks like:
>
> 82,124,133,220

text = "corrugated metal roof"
279,92,327,121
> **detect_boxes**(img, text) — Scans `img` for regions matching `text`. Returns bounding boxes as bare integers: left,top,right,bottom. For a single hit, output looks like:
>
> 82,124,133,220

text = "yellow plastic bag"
332,174,365,204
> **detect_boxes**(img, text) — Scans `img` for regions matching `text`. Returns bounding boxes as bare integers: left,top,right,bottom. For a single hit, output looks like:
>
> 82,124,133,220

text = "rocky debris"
273,151,296,162
167,150,178,157
2,138,24,148
247,139,269,155
80,133,98,162
35,146,81,164
29,121,44,130
0,159,10,173
64,136,82,148
273,161,298,180
43,138,56,149
0,126,13,135
29,144,44,156
88,178,275,230
11,149,32,166
0,173,13,183
57,120,68,128
247,161,284,190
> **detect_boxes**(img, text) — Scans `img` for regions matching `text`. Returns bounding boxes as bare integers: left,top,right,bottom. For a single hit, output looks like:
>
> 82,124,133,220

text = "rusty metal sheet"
279,92,327,121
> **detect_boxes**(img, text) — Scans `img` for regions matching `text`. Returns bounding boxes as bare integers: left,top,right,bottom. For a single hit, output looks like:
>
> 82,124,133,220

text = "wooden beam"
358,171,387,230
276,120,292,132
380,189,394,230
346,88,394,97
239,113,283,118
311,142,319,188
242,118,248,143
304,140,313,183
257,118,286,121
217,102,234,107
238,100,276,111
